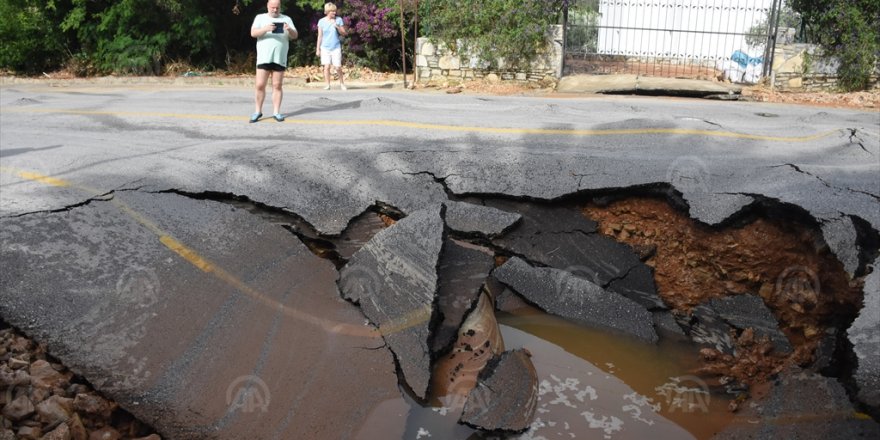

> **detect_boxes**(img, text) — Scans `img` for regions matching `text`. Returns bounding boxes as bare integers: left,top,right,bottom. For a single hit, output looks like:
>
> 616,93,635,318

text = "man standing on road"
251,0,298,123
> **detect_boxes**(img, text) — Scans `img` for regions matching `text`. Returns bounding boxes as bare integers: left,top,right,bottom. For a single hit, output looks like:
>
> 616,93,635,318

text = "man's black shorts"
257,63,286,72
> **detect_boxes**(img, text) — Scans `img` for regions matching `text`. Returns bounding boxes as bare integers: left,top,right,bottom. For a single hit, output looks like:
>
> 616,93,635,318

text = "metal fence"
563,0,783,83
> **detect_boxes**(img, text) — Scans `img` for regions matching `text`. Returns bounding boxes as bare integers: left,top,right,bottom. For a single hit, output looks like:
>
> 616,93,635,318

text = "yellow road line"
157,235,376,338
1,107,837,142
0,166,385,339
0,166,71,188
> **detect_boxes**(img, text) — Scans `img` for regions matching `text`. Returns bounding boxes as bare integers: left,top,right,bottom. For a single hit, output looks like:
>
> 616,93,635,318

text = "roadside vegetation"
748,0,879,92
0,1,875,92
0,0,565,77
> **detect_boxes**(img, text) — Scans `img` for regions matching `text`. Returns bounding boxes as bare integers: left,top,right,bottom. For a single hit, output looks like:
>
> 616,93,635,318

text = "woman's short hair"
324,2,337,13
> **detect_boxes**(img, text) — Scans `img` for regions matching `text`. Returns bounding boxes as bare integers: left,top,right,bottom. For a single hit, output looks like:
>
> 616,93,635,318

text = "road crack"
848,128,874,155
771,163,880,201
2,192,115,218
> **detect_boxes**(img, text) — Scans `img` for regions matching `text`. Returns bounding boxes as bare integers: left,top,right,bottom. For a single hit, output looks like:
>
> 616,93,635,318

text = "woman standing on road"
251,0,298,123
316,2,347,91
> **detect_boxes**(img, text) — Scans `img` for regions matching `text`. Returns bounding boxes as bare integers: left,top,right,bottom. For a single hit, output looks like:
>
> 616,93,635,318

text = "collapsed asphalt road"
1,82,878,439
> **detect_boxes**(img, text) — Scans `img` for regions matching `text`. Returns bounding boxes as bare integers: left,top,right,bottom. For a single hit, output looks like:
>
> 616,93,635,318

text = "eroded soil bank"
583,196,869,404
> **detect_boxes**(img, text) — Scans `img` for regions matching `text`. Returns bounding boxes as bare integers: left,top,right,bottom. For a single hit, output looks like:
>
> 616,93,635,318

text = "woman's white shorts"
321,48,342,67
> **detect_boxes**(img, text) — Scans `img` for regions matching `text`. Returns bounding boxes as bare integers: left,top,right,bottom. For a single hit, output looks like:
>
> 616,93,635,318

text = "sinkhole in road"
206,190,874,439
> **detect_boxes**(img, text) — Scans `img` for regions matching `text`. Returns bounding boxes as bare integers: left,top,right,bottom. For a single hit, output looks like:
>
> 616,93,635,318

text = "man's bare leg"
254,68,270,114
271,70,284,115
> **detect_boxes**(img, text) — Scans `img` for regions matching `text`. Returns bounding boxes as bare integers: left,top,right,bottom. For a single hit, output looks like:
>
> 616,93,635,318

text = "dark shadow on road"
0,144,63,158
283,98,362,118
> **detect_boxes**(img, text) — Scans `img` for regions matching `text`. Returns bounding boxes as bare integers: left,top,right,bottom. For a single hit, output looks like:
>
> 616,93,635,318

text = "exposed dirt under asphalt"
584,197,866,394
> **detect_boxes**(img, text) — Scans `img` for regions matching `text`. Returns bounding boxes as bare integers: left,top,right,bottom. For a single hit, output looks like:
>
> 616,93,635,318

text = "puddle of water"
357,308,734,440
497,309,735,440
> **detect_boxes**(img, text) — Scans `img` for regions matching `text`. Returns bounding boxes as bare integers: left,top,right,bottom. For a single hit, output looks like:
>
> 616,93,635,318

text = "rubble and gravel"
0,321,159,440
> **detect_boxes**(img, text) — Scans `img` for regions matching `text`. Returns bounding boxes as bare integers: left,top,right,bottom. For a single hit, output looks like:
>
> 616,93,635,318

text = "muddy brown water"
498,309,735,439
355,308,734,440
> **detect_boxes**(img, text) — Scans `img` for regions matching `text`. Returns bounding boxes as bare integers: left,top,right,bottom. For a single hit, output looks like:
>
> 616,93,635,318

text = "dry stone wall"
772,43,880,91
415,25,563,84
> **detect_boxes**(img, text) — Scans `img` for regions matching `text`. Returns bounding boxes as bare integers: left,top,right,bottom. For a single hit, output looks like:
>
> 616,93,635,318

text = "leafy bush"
791,0,879,91
566,2,599,54
59,0,215,74
343,0,399,69
0,0,65,73
420,0,564,71
0,0,565,75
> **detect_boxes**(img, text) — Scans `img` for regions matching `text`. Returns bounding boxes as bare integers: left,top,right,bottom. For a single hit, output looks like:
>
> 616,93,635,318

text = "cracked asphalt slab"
1,83,879,437
0,191,398,438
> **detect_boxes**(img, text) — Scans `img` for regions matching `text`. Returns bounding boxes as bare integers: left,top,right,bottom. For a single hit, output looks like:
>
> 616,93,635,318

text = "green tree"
420,0,564,71
745,2,802,48
59,0,213,74
0,0,66,73
790,0,879,91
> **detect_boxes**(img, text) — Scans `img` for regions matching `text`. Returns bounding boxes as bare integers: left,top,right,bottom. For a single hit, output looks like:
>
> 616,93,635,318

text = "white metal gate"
564,0,783,83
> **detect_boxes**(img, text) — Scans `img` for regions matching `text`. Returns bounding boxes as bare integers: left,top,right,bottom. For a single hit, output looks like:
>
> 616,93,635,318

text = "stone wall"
415,25,563,84
772,43,880,91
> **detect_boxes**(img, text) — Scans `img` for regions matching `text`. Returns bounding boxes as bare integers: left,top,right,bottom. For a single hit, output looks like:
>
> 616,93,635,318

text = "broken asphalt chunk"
708,294,792,354
681,192,753,226
490,202,664,310
444,200,522,237
0,191,401,438
493,257,659,343
487,201,597,235
681,294,793,355
679,304,737,354
338,205,445,399
483,276,531,313
652,310,687,337
848,256,880,408
714,367,880,439
432,239,496,355
459,349,538,433
821,216,861,276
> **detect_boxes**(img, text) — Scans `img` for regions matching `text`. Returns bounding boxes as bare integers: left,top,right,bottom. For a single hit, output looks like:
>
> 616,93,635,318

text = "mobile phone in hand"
273,22,284,33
